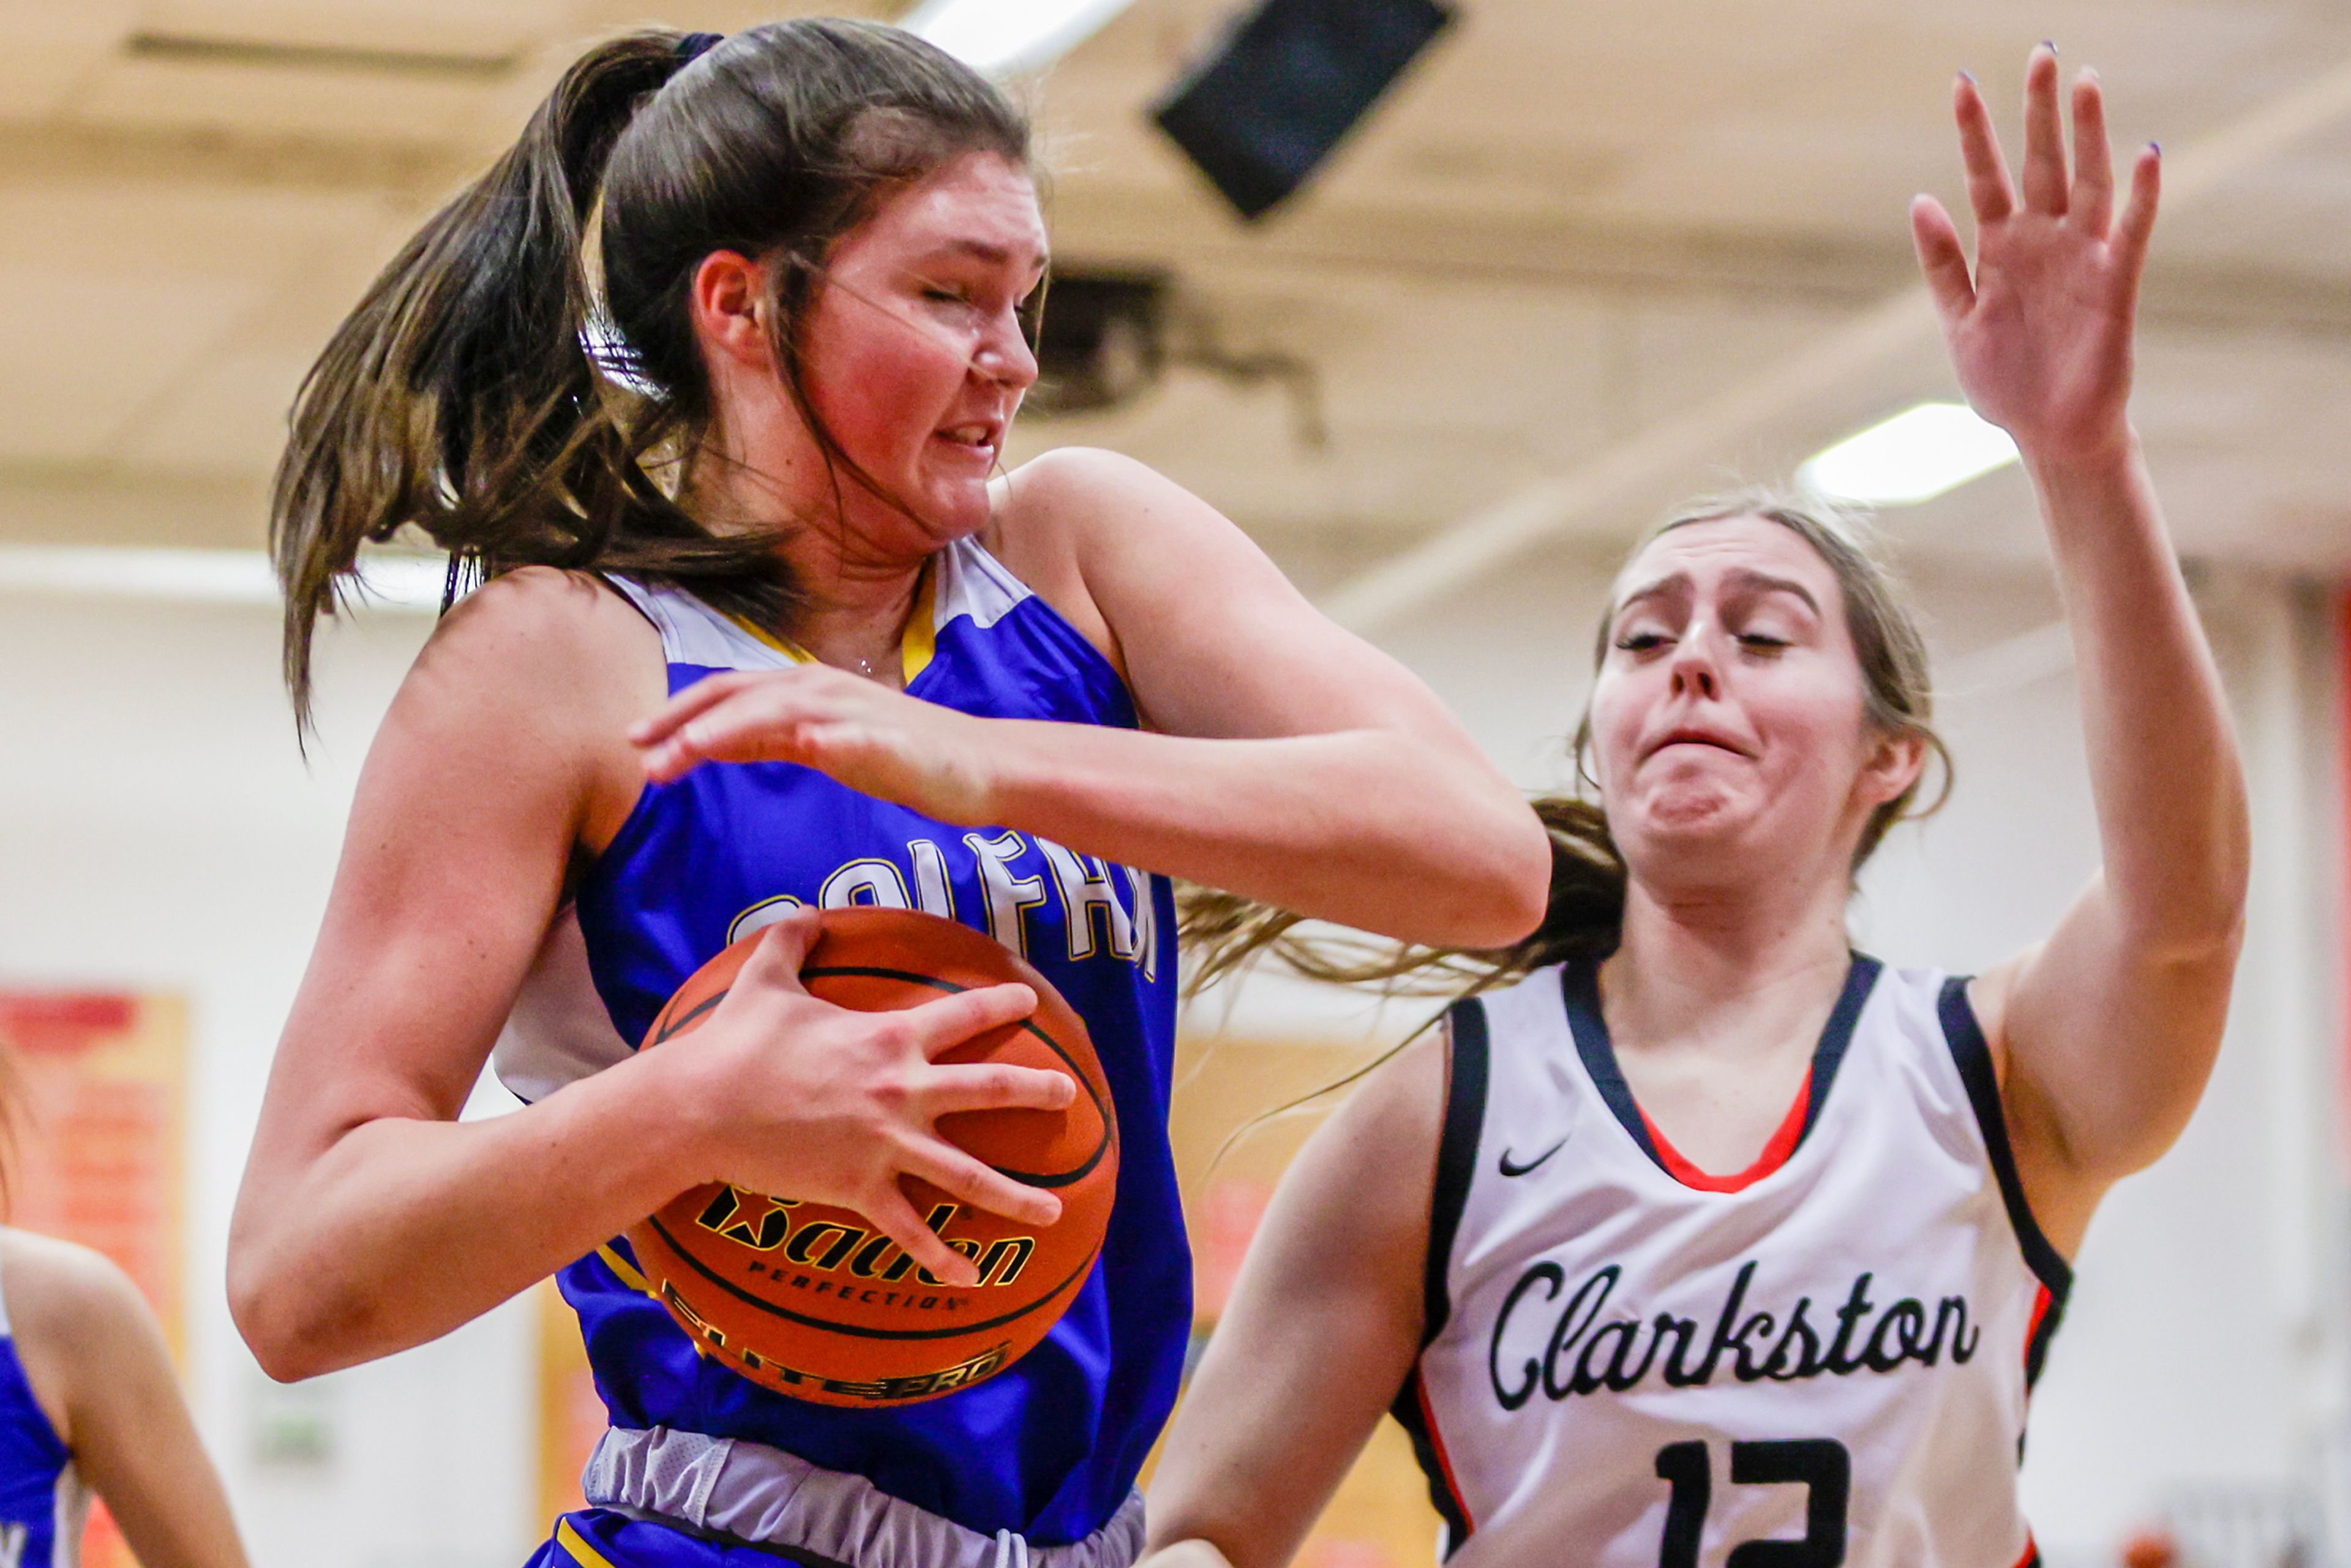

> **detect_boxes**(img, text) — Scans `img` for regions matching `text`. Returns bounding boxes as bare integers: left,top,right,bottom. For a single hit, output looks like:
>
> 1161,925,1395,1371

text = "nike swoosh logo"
1498,1136,1568,1178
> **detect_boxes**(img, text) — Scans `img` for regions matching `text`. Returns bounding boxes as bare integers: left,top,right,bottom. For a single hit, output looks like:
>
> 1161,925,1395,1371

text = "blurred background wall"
4,3,2351,1566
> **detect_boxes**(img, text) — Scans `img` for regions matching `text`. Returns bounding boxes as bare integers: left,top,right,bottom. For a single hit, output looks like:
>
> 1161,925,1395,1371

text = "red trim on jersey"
2011,1532,2039,1568
1415,1372,1474,1534
1637,1068,1815,1193
2024,1286,2052,1361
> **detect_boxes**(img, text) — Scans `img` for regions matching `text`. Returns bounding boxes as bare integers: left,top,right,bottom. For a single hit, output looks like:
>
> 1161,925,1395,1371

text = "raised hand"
632,664,999,824
1910,46,2159,463
669,907,1074,1287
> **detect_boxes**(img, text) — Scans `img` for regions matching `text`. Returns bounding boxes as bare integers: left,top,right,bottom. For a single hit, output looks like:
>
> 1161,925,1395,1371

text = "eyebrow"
930,238,1051,273
1611,568,1822,618
1725,569,1822,615
1720,564,1824,611
1613,574,1686,617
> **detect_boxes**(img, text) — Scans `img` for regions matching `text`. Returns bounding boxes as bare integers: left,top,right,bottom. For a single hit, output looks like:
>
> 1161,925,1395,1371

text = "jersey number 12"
1654,1438,1850,1567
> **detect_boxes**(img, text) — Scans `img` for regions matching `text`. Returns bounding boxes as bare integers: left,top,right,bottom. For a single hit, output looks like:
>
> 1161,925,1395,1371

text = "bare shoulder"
372,566,663,844
1285,1029,1450,1242
985,446,1289,683
1,1228,147,1334
990,447,1236,564
0,1229,161,1445
982,448,1169,663
406,566,662,719
992,445,1166,525
1334,1028,1450,1146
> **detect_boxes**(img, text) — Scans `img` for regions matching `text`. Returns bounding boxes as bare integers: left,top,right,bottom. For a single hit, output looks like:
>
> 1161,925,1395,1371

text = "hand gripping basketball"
664,907,1073,1286
628,907,1122,1407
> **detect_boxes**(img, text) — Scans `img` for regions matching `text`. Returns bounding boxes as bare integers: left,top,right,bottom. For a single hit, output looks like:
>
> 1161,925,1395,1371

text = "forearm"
983,721,1548,947
231,1046,700,1378
2028,433,2249,948
1149,1310,1394,1568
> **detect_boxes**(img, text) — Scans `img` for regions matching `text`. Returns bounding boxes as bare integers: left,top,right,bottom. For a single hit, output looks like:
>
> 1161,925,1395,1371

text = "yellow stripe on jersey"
596,1244,656,1298
726,555,939,683
727,613,816,665
556,1518,621,1568
901,560,939,685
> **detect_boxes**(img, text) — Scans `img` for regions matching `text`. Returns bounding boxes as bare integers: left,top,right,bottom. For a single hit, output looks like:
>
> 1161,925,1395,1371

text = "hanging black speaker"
1151,0,1456,222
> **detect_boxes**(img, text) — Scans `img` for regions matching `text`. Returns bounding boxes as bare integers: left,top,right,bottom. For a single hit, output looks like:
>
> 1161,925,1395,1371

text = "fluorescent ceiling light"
901,0,1140,76
0,546,443,613
1798,402,2020,507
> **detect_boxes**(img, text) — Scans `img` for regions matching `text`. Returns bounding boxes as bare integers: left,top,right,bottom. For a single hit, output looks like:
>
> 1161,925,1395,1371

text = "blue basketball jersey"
494,538,1190,1546
0,1250,89,1568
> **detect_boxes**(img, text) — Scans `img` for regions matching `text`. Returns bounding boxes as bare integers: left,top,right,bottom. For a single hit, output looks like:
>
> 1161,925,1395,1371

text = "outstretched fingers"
2071,68,2115,236
2020,45,2069,216
1954,72,2017,225
2114,141,2163,295
1910,195,1976,327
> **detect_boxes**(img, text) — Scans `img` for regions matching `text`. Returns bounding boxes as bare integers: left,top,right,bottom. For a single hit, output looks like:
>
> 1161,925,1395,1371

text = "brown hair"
1182,489,1949,998
271,21,1033,723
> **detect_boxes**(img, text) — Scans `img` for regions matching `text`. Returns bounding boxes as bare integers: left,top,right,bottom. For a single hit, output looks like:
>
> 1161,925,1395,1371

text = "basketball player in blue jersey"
228,20,1549,1568
1144,50,2247,1568
0,1223,249,1566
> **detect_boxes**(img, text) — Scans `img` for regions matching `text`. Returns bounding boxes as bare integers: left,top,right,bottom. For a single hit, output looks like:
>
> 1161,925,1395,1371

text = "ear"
1856,727,1929,812
688,250,776,371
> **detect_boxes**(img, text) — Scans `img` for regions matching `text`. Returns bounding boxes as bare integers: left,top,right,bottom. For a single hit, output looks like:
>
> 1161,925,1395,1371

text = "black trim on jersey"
1562,960,1665,1166
1422,997,1490,1348
1559,955,1881,1184
1390,1367,1472,1559
1386,999,1488,1561
1804,957,1879,1127
1938,974,2074,1381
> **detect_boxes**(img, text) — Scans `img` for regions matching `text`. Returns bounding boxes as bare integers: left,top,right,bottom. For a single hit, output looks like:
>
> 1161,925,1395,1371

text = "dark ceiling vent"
124,32,520,80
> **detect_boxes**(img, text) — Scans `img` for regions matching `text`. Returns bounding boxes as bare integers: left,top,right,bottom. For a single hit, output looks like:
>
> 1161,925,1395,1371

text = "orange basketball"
623,907,1119,1408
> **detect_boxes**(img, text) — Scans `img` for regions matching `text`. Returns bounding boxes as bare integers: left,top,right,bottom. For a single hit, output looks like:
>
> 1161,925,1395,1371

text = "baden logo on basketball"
687,1189,1037,1288
623,907,1120,1409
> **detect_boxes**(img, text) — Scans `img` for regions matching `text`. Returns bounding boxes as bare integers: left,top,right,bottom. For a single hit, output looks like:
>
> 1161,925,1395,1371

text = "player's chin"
906,460,997,538
1622,784,1752,849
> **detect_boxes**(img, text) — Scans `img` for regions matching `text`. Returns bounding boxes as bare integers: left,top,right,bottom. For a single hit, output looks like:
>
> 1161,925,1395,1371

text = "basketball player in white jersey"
1143,48,2246,1568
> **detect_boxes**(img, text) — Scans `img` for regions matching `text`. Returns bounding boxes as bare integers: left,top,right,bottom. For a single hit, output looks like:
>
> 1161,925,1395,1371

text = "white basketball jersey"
1398,957,2067,1568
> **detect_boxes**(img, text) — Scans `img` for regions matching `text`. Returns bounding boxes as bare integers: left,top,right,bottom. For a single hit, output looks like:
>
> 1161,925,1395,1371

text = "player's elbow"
1439,800,1554,949
228,1236,372,1383
228,1269,316,1383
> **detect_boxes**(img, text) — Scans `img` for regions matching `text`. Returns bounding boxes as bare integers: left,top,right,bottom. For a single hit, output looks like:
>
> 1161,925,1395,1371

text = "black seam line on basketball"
644,1210,1103,1340
792,962,1117,1187
651,991,726,1045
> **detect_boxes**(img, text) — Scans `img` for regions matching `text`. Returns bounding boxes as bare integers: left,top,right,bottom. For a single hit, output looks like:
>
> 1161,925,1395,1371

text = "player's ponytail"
272,21,1032,725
